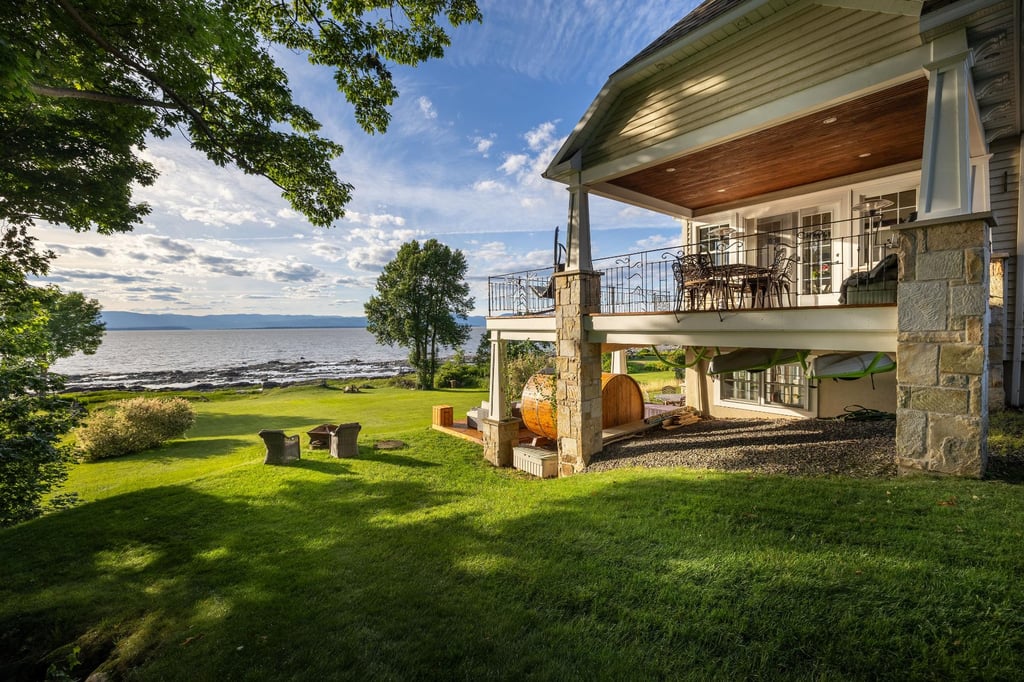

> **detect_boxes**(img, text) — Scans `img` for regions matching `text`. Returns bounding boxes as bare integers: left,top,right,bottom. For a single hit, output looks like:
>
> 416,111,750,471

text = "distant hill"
101,311,487,330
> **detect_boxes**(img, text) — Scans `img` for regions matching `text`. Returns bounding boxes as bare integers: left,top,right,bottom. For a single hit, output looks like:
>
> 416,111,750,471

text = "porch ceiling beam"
484,315,556,342
585,308,898,353
587,182,693,219
579,44,935,186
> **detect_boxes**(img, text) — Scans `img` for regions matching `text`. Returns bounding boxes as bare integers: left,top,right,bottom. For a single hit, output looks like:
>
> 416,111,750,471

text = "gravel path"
587,417,897,477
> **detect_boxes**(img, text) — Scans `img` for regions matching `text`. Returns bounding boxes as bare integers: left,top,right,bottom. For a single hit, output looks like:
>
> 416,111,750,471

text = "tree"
1,228,105,526
1,0,482,233
0,0,479,523
365,239,473,389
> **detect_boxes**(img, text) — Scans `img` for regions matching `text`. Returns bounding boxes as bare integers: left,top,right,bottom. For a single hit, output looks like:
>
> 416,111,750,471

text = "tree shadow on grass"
358,450,440,468
3,469,1022,680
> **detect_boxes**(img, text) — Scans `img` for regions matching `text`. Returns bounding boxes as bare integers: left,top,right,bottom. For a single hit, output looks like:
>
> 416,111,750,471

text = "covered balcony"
487,210,902,355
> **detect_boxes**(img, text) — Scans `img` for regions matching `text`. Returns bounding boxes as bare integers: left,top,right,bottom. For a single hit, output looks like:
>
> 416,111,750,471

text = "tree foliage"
0,228,105,526
0,0,482,233
365,239,473,389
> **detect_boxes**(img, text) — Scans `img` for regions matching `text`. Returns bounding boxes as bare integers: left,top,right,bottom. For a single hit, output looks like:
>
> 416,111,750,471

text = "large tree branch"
52,0,271,178
28,83,180,109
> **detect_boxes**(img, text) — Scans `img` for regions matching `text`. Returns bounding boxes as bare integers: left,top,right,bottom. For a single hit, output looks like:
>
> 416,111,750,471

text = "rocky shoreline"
59,358,414,393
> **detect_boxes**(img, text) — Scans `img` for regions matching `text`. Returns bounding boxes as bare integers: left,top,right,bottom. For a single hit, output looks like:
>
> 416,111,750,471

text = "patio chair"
258,429,301,465
674,253,716,310
529,226,568,301
764,249,797,308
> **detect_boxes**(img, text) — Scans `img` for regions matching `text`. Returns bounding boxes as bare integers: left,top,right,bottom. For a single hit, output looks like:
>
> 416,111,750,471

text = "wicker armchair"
258,429,301,465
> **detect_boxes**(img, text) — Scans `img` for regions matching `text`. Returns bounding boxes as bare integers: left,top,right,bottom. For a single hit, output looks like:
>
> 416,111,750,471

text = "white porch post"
487,334,507,421
565,180,593,272
610,349,628,374
920,47,977,219
482,333,517,467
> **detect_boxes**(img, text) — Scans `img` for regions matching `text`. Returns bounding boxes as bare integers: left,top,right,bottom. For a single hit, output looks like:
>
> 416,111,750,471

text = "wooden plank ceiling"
607,78,929,212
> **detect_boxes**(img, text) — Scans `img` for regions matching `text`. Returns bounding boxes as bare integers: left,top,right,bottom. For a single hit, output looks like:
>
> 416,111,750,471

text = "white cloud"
343,227,426,271
472,179,507,192
417,96,438,119
472,134,496,156
344,211,407,229
499,154,529,175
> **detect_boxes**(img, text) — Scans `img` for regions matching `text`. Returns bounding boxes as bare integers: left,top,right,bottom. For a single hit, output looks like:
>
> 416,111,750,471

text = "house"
481,0,1021,478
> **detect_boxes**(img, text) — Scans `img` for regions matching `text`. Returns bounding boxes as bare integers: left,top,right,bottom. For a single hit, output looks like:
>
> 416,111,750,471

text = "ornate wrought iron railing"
487,215,903,316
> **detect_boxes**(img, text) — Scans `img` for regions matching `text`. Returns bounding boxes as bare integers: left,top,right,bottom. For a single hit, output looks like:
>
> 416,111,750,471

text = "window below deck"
717,363,812,416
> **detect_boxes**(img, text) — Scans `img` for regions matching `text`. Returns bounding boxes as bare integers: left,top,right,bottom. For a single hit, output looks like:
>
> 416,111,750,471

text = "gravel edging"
586,417,897,477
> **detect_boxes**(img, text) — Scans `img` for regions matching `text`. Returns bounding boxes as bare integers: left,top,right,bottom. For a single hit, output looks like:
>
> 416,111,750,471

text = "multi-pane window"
800,211,833,295
697,224,739,265
719,363,808,410
858,189,917,265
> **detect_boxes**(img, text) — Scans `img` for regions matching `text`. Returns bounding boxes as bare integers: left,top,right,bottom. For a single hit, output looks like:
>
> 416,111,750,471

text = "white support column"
565,180,593,272
610,349,628,374
920,49,975,219
487,334,507,421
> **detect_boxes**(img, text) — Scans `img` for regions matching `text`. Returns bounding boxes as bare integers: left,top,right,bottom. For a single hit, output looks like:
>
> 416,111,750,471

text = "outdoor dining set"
672,248,797,311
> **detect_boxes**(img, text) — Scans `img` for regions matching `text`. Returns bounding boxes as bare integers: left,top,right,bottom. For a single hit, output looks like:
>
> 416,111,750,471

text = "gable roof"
614,0,748,75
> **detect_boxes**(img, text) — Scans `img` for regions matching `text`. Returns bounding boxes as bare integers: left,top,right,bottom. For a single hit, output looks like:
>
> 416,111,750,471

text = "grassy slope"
1,384,1022,680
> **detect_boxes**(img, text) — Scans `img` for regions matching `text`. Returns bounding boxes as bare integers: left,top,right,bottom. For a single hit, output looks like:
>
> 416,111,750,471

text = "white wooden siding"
584,5,923,168
989,139,1021,352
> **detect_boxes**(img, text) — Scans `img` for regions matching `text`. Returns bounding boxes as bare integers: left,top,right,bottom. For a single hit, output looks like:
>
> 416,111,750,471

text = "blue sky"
32,1,696,317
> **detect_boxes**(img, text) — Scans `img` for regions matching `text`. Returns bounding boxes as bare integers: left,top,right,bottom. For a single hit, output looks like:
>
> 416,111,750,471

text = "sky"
31,0,699,317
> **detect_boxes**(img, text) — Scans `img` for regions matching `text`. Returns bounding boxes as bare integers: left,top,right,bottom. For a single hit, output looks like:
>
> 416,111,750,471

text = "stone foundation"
482,417,519,467
554,270,603,476
895,217,991,477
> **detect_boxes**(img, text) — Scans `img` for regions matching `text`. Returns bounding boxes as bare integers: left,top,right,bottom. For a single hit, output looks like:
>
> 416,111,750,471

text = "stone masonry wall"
895,218,990,476
555,271,603,476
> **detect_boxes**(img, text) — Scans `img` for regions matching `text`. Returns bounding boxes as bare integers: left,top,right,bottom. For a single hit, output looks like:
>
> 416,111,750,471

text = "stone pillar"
482,418,519,467
555,270,603,476
895,217,991,476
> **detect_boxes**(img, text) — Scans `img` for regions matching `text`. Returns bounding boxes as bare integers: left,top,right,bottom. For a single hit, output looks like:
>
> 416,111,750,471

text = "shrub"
75,397,196,461
434,352,483,388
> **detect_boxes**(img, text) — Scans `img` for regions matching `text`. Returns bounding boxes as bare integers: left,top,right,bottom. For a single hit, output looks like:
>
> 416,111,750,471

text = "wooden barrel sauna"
520,372,644,441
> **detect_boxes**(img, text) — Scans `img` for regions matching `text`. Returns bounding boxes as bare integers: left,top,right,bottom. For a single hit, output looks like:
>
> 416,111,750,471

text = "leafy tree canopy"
365,239,473,389
1,228,104,526
0,0,481,233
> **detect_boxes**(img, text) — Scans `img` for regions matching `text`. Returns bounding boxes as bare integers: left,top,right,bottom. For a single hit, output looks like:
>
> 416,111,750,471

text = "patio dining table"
709,263,774,309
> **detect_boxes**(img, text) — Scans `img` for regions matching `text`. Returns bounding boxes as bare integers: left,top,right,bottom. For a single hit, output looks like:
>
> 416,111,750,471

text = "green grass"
2,385,1023,680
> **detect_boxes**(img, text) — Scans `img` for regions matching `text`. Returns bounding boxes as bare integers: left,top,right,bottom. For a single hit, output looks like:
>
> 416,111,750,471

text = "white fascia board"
485,316,557,343
588,182,694,219
545,0,782,178
815,0,922,16
580,45,933,185
584,307,898,353
544,82,617,179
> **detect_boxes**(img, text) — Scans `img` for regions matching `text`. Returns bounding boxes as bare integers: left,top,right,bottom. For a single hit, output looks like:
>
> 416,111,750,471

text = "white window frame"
714,363,816,418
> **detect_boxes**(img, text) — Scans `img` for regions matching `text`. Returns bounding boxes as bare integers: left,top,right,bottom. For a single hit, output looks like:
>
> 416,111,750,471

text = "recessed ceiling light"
823,116,838,124
858,152,871,158
665,167,677,173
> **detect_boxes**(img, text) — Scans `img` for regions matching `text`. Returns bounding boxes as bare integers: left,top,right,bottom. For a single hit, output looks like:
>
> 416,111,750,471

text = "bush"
434,352,483,389
75,397,196,461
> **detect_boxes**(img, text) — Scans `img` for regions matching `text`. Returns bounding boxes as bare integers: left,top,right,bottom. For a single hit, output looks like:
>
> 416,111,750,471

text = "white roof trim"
544,0,783,177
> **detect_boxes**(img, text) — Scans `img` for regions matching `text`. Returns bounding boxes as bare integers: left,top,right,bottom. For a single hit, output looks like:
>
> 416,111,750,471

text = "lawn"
2,383,1023,680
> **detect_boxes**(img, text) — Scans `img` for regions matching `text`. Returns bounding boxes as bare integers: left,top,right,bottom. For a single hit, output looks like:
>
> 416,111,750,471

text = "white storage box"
513,446,558,478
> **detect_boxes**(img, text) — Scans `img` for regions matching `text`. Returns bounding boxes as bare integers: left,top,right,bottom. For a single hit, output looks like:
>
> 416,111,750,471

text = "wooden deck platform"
432,420,554,448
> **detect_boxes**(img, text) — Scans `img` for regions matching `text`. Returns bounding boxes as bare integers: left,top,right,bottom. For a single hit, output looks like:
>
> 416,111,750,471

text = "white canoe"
708,348,808,375
812,352,895,380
